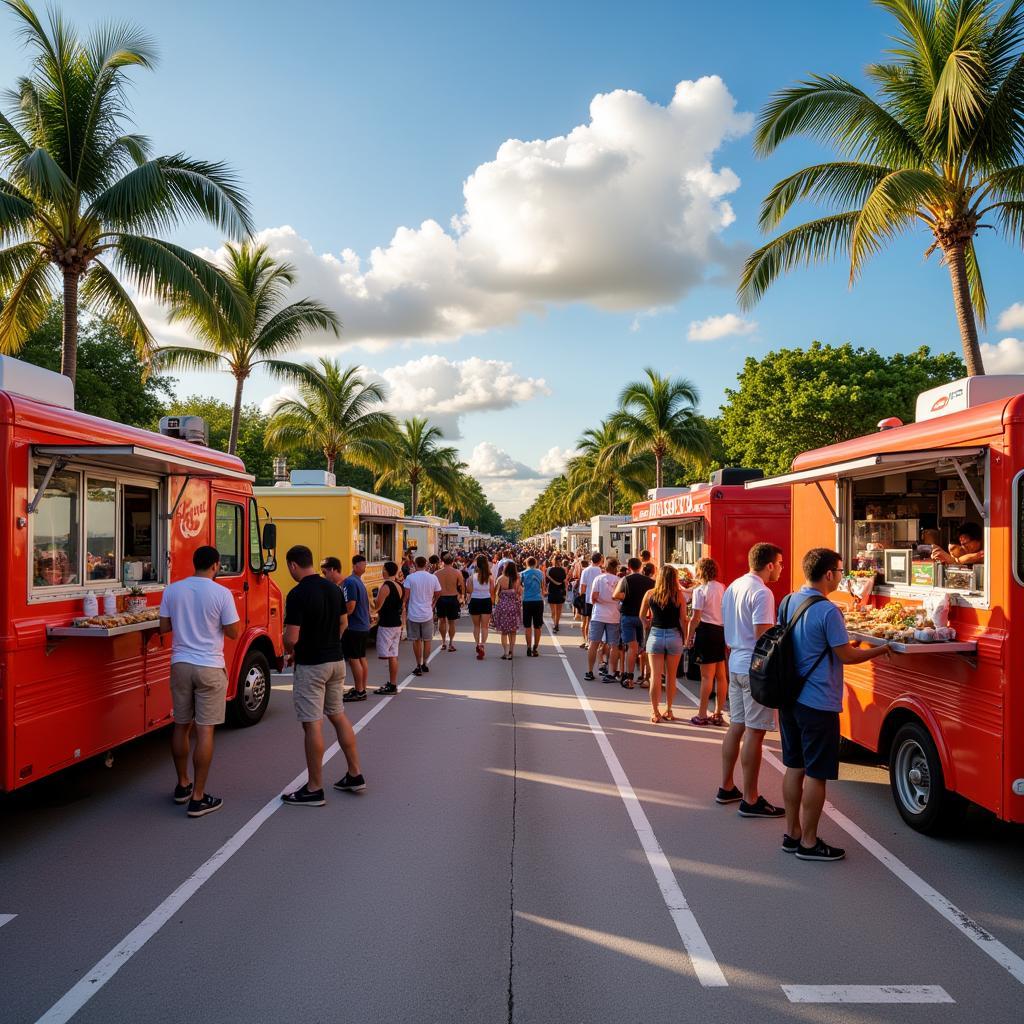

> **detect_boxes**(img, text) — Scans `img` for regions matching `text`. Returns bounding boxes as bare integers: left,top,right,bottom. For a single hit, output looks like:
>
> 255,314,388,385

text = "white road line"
0,913,16,929
34,648,440,1024
547,626,728,988
674,679,1024,989
783,985,954,1004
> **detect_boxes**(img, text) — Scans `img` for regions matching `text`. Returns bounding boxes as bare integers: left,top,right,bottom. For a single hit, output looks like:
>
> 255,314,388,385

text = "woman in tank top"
639,564,688,724
468,553,494,659
685,557,728,726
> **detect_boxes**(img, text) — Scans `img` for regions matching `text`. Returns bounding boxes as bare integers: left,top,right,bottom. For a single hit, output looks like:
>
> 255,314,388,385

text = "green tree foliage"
18,302,173,424
739,0,1024,377
720,342,966,475
501,518,521,540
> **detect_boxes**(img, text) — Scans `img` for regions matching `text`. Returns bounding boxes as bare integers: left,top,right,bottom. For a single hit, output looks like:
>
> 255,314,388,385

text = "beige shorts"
170,662,228,726
728,672,776,732
376,625,401,659
293,661,345,722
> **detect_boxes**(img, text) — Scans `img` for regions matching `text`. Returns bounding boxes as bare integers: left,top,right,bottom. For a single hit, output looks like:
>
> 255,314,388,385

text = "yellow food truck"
254,473,404,607
400,514,447,559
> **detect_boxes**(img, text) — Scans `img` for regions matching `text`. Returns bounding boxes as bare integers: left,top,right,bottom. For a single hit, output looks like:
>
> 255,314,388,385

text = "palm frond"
79,257,158,363
964,239,988,325
253,298,341,354
0,248,54,352
759,162,894,231
151,344,224,374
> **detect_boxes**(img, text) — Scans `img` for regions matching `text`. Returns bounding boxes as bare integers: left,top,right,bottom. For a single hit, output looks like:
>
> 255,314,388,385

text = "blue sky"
3,1,1023,514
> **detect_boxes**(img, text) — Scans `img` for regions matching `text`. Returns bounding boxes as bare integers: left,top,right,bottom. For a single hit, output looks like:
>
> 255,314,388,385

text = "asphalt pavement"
3,613,1024,1024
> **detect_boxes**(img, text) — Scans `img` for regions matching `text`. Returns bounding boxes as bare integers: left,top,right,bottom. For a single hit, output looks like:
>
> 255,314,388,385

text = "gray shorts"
408,618,434,641
170,662,228,726
728,672,776,732
293,661,345,722
376,625,401,659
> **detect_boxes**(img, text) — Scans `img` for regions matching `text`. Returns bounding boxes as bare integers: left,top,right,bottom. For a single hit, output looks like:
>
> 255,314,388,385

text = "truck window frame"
214,500,245,577
28,458,168,603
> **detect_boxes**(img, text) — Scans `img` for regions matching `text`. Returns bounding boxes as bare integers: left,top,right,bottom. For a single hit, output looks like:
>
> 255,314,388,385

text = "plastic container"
102,592,118,616
82,592,98,618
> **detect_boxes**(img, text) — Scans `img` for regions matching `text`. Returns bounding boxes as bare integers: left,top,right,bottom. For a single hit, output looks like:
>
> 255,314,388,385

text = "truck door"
213,498,246,675
246,498,270,629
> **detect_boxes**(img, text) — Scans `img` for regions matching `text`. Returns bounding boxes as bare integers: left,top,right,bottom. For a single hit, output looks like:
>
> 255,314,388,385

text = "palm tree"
376,417,460,516
264,359,396,477
738,0,1024,377
608,368,710,489
156,242,339,454
567,420,652,516
0,0,252,383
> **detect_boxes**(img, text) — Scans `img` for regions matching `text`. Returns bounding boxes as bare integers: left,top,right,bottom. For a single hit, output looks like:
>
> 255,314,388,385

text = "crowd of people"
157,536,888,862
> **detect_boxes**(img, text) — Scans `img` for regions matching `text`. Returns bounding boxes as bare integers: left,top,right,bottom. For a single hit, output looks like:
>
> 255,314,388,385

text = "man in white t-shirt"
718,542,785,818
585,557,622,680
403,556,441,675
578,552,604,651
159,545,240,818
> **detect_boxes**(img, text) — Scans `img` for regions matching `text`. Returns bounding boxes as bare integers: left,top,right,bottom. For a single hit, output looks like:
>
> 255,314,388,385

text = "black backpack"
748,593,832,709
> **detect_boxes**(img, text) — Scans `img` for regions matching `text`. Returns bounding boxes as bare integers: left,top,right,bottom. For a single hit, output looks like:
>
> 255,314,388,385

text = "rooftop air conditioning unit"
290,469,336,487
0,355,75,410
158,415,208,445
710,467,764,486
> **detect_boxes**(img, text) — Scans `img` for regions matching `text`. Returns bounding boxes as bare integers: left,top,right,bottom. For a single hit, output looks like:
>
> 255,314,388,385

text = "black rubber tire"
888,720,965,834
227,649,271,727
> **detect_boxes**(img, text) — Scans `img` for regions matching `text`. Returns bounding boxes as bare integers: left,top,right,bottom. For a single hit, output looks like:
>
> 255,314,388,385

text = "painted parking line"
547,625,728,988
0,914,16,929
673,679,1024,989
34,648,442,1024
783,985,954,1004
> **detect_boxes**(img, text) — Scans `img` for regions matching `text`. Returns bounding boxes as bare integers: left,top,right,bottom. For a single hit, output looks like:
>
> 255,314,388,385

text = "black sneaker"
715,786,743,804
781,833,800,853
173,782,193,805
738,796,785,818
343,688,368,702
583,671,596,681
412,666,423,676
375,682,398,695
281,784,326,807
333,772,366,793
420,663,430,673
186,793,223,818
795,838,846,862
600,662,609,675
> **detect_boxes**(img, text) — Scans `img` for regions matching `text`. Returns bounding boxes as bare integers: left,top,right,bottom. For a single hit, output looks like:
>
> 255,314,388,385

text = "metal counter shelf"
849,630,977,655
47,620,161,639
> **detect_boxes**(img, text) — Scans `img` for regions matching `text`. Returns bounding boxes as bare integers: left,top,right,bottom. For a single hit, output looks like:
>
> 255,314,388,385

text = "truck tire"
888,721,965,834
228,649,271,727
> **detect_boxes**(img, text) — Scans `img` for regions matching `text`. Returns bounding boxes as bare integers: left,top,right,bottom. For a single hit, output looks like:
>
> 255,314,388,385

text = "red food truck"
746,375,1024,833
627,468,792,602
0,356,284,792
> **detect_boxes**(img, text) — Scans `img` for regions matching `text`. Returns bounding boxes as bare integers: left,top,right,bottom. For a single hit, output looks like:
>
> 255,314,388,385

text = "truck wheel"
888,721,965,834
228,650,271,727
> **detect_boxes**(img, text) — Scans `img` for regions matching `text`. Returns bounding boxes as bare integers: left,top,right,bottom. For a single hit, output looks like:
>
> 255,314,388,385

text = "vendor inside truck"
931,521,985,566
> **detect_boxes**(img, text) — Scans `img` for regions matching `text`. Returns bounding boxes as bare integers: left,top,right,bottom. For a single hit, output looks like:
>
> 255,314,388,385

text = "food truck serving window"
359,519,395,562
31,463,166,593
662,519,704,566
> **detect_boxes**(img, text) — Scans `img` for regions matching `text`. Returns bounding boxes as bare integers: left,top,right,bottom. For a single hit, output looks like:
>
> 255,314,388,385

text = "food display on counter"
70,608,159,628
842,601,957,644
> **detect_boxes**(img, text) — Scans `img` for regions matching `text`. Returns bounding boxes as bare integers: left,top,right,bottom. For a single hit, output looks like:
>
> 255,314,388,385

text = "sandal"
638,679,650,689
710,712,725,726
448,644,456,652
662,710,676,721
690,715,710,726
651,712,663,724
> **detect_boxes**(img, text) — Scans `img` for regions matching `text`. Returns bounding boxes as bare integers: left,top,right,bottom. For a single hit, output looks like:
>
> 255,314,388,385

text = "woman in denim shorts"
639,565,688,724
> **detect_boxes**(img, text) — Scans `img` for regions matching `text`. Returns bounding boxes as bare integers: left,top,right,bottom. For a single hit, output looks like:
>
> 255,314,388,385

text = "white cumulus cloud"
687,312,757,342
466,441,542,480
164,77,750,353
538,445,576,476
979,337,1024,374
996,303,1024,332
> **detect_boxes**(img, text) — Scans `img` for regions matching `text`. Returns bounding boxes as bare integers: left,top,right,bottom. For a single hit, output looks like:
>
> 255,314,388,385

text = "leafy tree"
157,242,339,454
608,368,711,488
376,416,461,517
0,0,252,382
17,302,172,425
739,0,1024,376
501,517,521,540
264,359,396,478
720,342,966,475
567,420,653,516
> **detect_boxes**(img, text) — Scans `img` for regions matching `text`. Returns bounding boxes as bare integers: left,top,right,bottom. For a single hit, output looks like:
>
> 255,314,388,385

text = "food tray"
849,630,976,655
48,620,161,639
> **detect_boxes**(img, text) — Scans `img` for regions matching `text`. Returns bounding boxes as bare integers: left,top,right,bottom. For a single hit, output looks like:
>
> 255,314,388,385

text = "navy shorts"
584,602,594,620
522,600,544,629
620,615,644,645
779,702,841,781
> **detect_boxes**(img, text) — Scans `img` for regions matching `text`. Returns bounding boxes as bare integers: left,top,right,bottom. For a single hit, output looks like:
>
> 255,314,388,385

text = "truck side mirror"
262,522,277,552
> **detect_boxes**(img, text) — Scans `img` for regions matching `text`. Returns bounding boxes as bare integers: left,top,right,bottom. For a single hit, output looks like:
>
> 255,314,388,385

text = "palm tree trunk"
944,241,985,377
228,375,245,455
61,270,79,384
655,451,663,490
607,482,615,515
326,451,336,477
410,476,419,517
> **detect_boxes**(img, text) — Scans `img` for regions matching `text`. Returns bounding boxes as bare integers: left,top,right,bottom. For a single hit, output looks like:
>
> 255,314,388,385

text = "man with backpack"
719,542,785,818
779,548,890,862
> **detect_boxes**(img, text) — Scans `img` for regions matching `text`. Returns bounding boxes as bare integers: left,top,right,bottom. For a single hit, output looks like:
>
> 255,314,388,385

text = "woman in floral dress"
492,561,523,659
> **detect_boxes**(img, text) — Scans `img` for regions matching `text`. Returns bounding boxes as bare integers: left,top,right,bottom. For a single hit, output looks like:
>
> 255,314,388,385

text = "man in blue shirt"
521,556,546,657
780,548,890,862
342,555,372,702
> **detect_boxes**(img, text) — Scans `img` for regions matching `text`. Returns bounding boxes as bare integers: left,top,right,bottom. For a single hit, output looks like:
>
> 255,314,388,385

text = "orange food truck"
629,469,791,602
746,375,1024,833
0,356,284,792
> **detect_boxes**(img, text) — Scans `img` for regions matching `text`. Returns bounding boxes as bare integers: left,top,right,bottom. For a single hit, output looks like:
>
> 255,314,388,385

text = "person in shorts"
613,557,655,688
686,557,728,726
780,548,890,861
435,553,465,652
159,545,240,818
341,555,371,702
719,542,785,818
578,552,604,651
585,557,622,681
280,545,364,806
373,561,404,694
404,556,441,674
521,556,546,656
319,556,349,683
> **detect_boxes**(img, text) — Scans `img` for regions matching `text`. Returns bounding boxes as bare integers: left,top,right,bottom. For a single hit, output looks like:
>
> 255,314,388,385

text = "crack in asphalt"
506,651,518,1024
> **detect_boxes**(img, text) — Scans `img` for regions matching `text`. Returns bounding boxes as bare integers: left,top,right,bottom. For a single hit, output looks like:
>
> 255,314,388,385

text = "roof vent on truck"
916,375,1024,422
709,467,764,486
158,415,208,445
0,354,74,410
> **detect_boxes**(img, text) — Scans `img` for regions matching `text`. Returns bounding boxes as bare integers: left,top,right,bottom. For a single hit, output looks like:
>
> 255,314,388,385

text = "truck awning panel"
33,444,254,482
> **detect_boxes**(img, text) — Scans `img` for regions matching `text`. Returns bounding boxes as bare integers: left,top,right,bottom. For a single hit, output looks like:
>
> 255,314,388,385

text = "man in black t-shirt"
280,545,365,807
613,557,655,686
